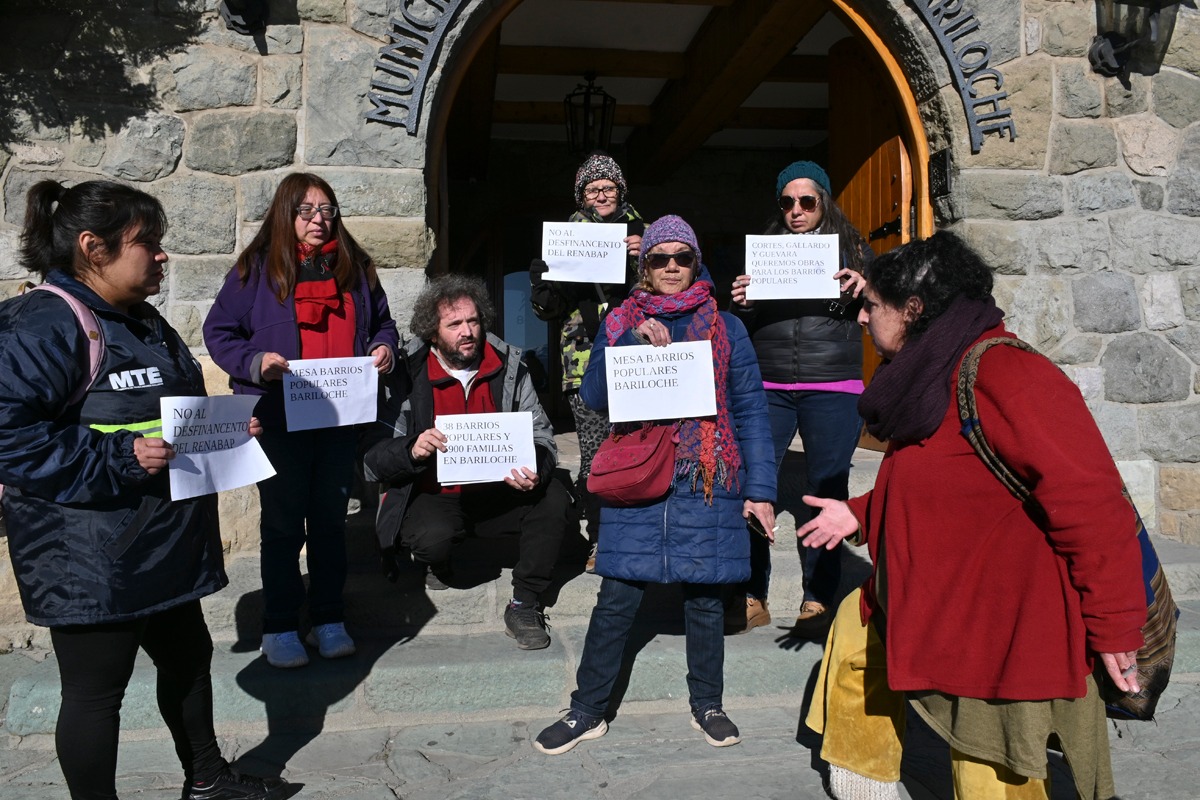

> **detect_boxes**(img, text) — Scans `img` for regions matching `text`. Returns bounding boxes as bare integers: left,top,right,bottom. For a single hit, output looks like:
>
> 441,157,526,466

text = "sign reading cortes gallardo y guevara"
364,0,467,135
908,0,1018,153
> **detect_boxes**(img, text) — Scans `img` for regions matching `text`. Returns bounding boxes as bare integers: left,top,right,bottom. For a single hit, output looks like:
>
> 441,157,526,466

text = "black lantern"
563,73,616,156
219,0,269,36
1089,0,1178,77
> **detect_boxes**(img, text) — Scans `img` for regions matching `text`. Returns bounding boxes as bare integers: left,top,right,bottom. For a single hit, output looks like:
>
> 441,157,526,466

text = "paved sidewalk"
3,436,1200,798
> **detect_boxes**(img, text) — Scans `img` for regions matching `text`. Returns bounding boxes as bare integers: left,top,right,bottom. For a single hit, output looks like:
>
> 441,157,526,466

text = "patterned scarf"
605,273,739,502
858,295,1005,443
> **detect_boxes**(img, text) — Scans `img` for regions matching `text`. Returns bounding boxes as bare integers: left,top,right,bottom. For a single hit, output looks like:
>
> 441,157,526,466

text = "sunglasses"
644,251,696,269
778,194,819,212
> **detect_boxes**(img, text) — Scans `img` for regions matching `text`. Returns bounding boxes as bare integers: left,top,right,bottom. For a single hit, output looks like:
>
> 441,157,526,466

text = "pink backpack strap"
26,284,106,406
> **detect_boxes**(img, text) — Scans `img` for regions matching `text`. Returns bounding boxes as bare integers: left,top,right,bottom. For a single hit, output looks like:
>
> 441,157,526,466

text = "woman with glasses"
204,173,398,668
1,179,281,799
530,152,644,570
534,216,776,755
727,160,873,638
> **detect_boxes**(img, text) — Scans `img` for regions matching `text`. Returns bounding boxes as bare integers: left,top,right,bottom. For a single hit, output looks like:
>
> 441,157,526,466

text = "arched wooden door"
827,36,913,449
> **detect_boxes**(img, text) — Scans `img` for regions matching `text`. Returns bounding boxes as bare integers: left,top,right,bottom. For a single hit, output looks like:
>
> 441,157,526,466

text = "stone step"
5,603,827,737
8,435,1200,739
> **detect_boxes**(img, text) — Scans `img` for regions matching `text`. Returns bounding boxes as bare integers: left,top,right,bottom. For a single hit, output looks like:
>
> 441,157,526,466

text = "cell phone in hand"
747,514,773,538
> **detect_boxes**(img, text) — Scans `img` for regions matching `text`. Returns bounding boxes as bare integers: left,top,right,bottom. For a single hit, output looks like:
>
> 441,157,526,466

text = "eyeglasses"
645,251,696,269
583,185,619,199
296,204,340,220
778,194,819,212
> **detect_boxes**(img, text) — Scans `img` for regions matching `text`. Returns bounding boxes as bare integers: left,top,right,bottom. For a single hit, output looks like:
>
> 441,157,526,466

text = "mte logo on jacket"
108,367,164,391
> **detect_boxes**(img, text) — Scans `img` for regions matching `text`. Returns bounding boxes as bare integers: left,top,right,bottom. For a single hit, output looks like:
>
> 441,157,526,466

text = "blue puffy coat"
580,308,776,585
0,271,226,626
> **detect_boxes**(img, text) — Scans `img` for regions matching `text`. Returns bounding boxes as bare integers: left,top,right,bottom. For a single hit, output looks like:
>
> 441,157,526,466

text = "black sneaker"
184,767,286,800
690,705,741,747
533,709,608,755
424,562,453,591
504,602,551,650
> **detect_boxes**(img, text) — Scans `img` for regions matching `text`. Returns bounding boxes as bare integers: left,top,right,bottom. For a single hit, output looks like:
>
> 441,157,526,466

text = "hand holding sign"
410,427,447,461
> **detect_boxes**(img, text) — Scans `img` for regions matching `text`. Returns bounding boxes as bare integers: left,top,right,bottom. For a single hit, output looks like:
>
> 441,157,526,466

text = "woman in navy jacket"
0,179,278,799
203,173,398,668
534,216,777,755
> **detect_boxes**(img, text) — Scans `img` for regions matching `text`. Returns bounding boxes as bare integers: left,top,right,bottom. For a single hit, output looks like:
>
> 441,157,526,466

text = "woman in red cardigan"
797,232,1145,800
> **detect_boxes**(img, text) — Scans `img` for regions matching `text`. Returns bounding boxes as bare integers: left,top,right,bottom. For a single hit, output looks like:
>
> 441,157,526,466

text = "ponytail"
18,179,167,280
19,180,69,280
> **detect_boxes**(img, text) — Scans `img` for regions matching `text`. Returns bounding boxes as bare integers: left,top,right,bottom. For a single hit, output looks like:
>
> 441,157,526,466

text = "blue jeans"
746,389,861,604
570,577,725,718
257,426,357,633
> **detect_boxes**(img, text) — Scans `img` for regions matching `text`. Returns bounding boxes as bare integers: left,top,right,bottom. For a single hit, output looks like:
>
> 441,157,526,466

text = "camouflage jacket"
530,204,644,391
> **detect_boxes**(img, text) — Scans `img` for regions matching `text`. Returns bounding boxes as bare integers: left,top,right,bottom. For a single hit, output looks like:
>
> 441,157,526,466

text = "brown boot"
727,597,771,634
789,600,832,640
746,597,771,630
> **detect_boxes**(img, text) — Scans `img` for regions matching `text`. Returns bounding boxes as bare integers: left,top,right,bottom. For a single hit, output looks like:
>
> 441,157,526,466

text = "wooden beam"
583,0,734,5
497,45,686,80
493,101,828,131
496,47,825,84
766,55,829,83
625,0,832,180
492,101,652,127
724,107,830,130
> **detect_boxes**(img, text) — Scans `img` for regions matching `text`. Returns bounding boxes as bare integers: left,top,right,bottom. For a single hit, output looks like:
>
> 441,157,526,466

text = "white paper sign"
434,412,537,486
161,395,276,501
604,341,716,423
541,221,628,283
744,233,841,300
283,357,378,432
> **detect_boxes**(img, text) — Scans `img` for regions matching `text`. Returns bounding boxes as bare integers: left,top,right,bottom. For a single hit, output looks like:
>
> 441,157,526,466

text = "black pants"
257,426,356,633
50,600,225,800
401,480,572,604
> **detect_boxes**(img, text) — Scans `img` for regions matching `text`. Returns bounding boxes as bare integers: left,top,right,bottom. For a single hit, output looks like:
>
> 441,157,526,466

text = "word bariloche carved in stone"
365,0,467,135
909,0,1018,153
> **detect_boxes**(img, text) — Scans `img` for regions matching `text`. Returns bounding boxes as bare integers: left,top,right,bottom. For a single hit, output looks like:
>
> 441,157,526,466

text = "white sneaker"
306,622,356,659
261,631,309,668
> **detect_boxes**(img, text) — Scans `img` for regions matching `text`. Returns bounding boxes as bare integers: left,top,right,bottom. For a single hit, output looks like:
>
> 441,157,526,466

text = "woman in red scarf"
534,215,778,755
204,173,398,669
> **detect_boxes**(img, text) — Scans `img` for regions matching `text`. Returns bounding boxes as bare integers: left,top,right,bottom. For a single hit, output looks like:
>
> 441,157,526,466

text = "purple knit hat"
639,215,702,273
776,160,832,196
574,153,627,208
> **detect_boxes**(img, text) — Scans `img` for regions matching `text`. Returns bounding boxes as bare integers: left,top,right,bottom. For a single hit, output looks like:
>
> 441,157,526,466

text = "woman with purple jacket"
204,173,398,668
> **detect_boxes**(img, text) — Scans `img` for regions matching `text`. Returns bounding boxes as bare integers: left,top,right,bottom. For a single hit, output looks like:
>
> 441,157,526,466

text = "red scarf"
604,273,739,502
294,240,355,359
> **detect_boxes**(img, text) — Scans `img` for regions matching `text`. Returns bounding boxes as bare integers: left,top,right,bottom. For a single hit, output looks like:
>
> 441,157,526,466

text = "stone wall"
0,1,444,637
0,0,1197,641
879,0,1200,544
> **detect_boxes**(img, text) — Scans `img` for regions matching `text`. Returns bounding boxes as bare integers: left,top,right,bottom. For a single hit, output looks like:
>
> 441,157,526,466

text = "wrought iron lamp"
219,0,269,36
1089,0,1179,77
563,73,616,156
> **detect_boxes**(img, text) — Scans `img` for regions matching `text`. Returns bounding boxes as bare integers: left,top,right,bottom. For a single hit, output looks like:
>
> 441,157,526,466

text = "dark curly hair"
863,231,994,339
409,274,496,342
